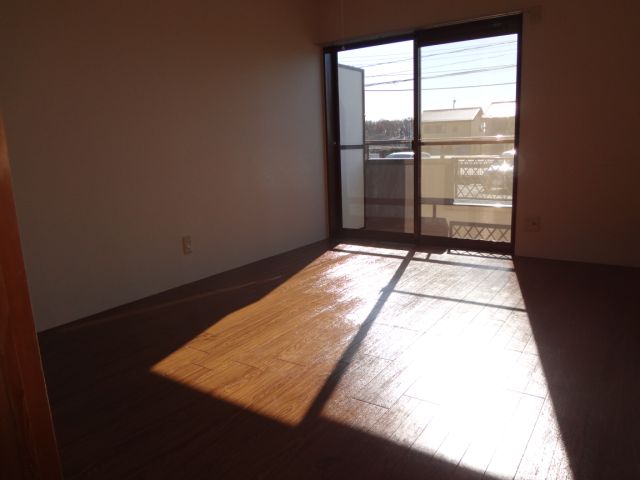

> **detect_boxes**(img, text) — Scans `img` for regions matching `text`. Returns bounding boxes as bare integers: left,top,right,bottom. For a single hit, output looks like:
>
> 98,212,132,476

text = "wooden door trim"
0,117,62,479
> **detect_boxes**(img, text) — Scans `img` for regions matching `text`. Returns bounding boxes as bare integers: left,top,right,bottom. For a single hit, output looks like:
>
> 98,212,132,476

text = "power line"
343,39,516,68
347,46,515,69
340,38,515,63
363,52,515,78
421,51,515,70
365,65,516,87
346,46,515,67
349,47,515,69
366,81,516,92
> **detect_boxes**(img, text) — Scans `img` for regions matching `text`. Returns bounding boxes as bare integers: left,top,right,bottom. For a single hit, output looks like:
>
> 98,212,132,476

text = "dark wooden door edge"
0,117,63,479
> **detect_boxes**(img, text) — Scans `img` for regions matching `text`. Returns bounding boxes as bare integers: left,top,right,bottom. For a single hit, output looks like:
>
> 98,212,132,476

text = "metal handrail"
359,136,515,146
421,135,515,146
364,139,412,145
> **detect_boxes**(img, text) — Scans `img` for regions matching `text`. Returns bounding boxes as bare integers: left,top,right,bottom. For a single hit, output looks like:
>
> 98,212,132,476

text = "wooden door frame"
0,117,62,479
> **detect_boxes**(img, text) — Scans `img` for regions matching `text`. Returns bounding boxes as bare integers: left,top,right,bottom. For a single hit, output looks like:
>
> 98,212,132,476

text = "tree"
365,118,413,141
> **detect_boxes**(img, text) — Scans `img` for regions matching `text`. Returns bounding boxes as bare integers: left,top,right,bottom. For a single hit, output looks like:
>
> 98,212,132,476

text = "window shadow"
39,240,505,479
301,249,414,423
38,240,640,479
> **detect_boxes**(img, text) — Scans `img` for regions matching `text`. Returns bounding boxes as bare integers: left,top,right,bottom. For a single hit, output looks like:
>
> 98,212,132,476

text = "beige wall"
319,0,640,267
2,0,639,331
0,0,327,331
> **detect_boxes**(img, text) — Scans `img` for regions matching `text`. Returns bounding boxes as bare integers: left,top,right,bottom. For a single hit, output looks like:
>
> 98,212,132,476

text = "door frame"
0,117,63,479
323,14,523,254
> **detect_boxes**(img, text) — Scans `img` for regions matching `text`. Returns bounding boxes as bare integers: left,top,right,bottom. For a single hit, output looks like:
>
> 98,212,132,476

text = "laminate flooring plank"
522,360,549,399
579,331,640,479
489,312,526,351
37,242,640,479
458,306,510,346
504,312,533,353
453,390,522,479
396,258,490,308
484,393,544,479
358,396,439,478
52,362,209,447
130,360,307,478
542,391,589,480
78,364,272,478
333,354,392,399
374,291,429,331
354,259,503,408
353,359,426,409
491,273,525,309
219,357,307,412
357,324,423,361
262,398,388,480
505,352,542,396
514,395,562,480
417,266,499,337
429,301,488,339
60,368,240,478
462,267,513,305
275,320,358,368
368,395,424,439
44,335,194,404
397,401,451,477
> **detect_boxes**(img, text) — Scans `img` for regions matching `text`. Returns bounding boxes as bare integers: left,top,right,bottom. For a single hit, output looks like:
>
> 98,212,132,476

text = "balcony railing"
363,138,514,205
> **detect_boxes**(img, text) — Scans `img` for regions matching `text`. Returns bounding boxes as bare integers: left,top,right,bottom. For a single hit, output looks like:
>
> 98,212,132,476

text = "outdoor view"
337,34,517,242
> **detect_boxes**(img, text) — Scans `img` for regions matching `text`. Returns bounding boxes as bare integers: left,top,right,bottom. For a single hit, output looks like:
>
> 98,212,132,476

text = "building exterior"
421,107,484,139
421,102,515,156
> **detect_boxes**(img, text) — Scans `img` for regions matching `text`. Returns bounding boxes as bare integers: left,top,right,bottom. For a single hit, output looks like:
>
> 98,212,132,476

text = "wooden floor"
39,240,640,479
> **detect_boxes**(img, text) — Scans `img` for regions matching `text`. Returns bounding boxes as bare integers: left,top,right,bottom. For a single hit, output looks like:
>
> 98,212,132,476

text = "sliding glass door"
336,40,415,233
419,30,518,245
325,15,521,252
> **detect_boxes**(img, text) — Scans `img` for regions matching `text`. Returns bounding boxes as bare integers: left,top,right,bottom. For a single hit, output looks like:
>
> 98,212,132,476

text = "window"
324,15,521,253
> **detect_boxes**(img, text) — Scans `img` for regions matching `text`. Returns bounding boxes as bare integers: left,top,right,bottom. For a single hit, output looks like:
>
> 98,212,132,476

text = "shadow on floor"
38,241,640,479
514,257,640,479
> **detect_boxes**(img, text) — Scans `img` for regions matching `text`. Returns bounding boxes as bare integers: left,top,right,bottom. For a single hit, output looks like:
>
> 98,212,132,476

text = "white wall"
318,0,640,267
2,0,638,332
0,0,327,331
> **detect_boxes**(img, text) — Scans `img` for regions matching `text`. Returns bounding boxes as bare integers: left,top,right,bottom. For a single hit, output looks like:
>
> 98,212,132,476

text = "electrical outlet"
524,216,541,232
182,235,192,254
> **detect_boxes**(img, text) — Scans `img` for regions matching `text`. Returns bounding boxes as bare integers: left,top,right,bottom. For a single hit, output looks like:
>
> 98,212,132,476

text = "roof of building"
421,107,481,123
483,101,516,118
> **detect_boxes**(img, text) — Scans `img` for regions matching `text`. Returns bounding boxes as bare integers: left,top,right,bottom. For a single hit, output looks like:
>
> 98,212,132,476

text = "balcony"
361,136,514,240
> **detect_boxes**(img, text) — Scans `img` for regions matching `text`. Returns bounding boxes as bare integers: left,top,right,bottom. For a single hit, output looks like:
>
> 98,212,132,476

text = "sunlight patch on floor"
150,243,574,477
319,245,574,479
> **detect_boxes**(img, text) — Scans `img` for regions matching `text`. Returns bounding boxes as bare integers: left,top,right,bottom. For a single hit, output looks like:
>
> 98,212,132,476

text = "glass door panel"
420,34,518,243
338,40,414,233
